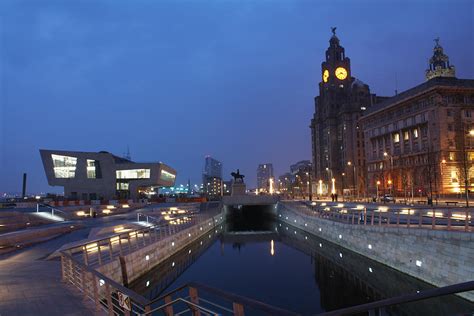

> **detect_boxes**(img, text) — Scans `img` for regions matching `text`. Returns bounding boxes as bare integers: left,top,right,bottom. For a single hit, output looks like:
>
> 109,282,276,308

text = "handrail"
60,250,151,306
149,282,299,316
317,280,474,315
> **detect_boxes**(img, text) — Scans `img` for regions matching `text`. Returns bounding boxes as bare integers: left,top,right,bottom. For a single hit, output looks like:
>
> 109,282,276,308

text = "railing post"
118,236,124,257
189,286,201,316
396,210,400,227
93,274,100,311
105,283,114,315
81,267,87,300
418,210,422,228
431,210,436,229
447,209,452,231
60,254,66,282
364,208,367,225
371,211,374,226
108,239,113,261
465,209,470,232
233,302,245,316
378,212,381,226
407,210,411,228
164,295,174,316
97,242,103,266
352,212,355,225
83,246,89,266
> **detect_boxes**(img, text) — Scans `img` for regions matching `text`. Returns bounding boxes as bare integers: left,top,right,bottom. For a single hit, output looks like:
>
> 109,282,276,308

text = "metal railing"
65,212,222,268
317,280,474,315
145,282,299,316
283,201,473,232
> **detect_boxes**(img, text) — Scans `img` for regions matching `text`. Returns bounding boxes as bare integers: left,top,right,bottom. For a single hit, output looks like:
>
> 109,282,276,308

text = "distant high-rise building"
257,163,274,192
203,156,222,179
202,156,223,199
290,160,312,175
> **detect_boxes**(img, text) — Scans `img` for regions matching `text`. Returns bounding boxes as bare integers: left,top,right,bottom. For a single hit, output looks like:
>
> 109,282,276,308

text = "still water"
129,207,474,315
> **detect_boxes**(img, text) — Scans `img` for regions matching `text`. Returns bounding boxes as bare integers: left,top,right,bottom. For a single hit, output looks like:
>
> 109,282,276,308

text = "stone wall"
97,213,224,285
278,202,474,302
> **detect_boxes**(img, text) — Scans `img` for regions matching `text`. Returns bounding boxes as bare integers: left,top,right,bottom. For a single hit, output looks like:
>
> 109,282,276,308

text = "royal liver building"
310,28,386,196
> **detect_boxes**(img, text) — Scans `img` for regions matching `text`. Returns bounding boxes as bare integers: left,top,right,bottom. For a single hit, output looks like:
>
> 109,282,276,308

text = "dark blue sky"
0,0,473,194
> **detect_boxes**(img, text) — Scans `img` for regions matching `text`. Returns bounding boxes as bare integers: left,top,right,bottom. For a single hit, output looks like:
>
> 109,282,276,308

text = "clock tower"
310,28,386,197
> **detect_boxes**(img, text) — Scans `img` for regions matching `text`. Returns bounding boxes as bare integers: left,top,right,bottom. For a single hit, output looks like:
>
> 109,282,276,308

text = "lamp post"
376,180,381,202
461,127,474,207
440,159,446,200
347,161,357,200
341,172,345,202
384,152,394,197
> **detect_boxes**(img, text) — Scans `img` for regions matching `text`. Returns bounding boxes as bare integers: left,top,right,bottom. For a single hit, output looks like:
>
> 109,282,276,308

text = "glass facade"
51,154,77,178
86,159,102,179
160,169,176,182
116,169,150,179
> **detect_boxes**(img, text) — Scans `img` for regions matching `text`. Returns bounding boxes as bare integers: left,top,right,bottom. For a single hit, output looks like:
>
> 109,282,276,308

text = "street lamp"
347,161,357,200
376,180,381,202
383,152,394,197
342,172,346,201
318,179,323,196
331,178,336,195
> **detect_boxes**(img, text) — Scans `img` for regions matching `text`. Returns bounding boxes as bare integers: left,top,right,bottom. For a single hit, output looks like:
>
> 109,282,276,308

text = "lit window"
51,154,77,178
449,152,455,161
413,129,418,138
451,171,458,183
404,131,409,140
160,170,176,181
116,182,129,190
87,160,101,179
116,169,150,179
393,133,400,143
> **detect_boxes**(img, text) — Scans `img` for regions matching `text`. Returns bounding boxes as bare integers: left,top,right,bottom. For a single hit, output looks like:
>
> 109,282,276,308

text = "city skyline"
1,1,473,194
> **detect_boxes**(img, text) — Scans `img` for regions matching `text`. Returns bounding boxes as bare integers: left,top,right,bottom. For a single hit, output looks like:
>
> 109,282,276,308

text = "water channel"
129,206,474,315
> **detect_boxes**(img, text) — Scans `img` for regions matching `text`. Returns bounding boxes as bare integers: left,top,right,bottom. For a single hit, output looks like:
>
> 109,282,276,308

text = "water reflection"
129,209,474,315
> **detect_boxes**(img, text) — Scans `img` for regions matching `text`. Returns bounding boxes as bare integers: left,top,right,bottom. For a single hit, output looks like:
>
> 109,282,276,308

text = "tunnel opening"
224,204,277,232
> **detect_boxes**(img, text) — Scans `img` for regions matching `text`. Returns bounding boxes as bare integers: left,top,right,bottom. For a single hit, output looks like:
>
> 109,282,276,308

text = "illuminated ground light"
368,244,372,249
319,243,322,248
145,255,149,261
369,267,373,273
146,280,150,287
416,260,422,267
339,253,343,258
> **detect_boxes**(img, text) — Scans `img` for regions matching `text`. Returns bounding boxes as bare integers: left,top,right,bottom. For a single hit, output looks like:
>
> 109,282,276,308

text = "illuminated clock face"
323,69,329,83
335,67,348,80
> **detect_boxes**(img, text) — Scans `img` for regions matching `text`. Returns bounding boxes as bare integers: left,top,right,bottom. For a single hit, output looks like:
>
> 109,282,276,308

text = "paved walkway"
0,203,183,316
0,228,97,316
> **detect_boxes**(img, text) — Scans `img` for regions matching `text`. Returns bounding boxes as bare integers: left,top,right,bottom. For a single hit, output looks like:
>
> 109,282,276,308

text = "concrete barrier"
96,213,224,285
278,202,474,302
0,224,80,248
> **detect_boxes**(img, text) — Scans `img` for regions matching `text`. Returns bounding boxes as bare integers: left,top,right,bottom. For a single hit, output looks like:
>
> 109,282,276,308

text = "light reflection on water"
129,209,474,315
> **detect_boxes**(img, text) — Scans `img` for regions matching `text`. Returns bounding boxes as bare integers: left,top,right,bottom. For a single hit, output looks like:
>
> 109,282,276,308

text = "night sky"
0,0,473,194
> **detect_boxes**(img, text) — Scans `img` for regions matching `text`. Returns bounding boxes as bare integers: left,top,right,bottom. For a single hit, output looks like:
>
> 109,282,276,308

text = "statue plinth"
231,180,246,196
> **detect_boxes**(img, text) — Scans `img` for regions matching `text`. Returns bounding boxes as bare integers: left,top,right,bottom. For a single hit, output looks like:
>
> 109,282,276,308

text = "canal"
129,206,474,315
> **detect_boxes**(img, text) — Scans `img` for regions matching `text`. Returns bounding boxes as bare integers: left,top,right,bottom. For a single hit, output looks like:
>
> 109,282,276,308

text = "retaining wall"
278,202,474,302
97,213,224,285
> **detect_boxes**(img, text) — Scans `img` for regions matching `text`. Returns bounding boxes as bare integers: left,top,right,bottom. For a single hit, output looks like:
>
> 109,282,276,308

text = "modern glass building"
40,149,176,200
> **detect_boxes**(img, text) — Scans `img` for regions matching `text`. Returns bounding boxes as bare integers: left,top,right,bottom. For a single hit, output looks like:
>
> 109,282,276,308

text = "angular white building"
40,149,176,200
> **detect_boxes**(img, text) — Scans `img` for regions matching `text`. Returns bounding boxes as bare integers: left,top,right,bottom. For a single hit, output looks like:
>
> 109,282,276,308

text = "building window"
447,109,452,117
451,171,458,184
413,129,419,138
51,154,77,178
404,131,409,140
116,169,150,179
116,182,129,190
466,109,472,118
449,152,455,161
87,159,102,179
393,133,400,143
160,170,176,182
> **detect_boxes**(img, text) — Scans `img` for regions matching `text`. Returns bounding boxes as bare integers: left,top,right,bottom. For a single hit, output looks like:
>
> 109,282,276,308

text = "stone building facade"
310,29,386,196
360,41,474,198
